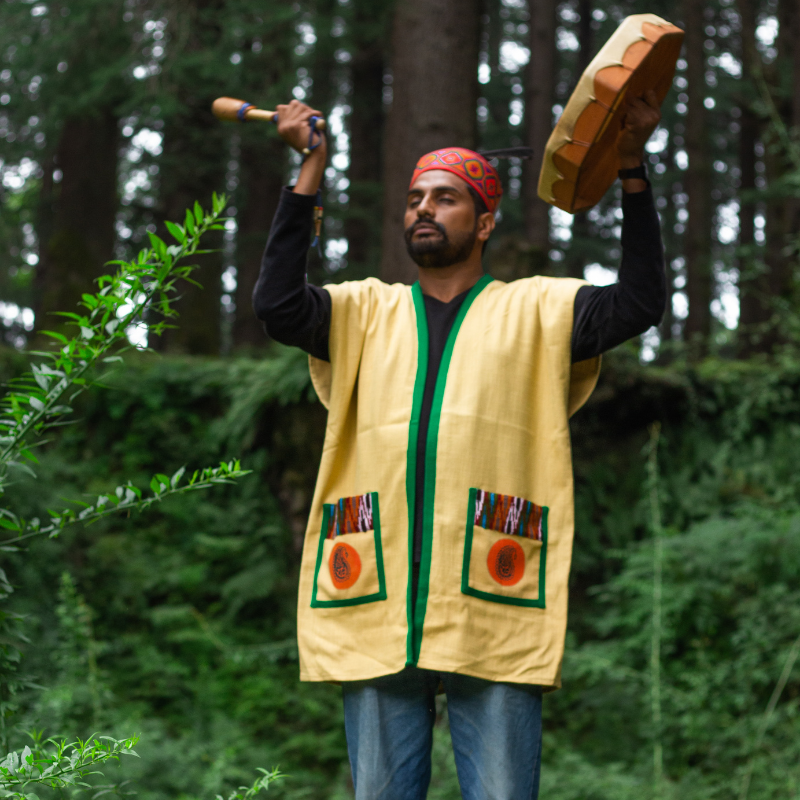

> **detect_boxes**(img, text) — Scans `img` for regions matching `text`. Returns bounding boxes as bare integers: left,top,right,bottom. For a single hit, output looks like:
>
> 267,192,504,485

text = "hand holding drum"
212,97,326,155
538,13,684,213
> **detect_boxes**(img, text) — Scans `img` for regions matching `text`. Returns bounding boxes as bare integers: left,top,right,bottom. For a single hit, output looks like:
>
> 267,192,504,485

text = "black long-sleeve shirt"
253,186,666,568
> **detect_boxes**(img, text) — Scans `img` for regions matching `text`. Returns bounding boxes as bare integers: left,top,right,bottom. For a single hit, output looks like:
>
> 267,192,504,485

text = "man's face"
404,170,483,268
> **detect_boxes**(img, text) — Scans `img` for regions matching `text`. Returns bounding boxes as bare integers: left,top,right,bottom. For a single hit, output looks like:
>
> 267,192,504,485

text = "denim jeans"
342,667,543,800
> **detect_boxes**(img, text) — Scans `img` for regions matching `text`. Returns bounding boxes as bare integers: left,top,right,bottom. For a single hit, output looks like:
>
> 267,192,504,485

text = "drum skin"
538,14,684,213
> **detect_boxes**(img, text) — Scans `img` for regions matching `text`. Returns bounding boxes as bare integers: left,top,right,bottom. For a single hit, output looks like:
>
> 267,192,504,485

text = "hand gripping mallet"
212,97,326,249
211,97,327,155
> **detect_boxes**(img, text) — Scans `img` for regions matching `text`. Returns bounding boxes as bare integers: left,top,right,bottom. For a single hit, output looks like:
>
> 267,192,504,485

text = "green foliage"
0,343,333,800
0,191,253,549
0,460,249,549
0,348,798,800
0,194,286,798
0,732,139,800
216,768,284,800
0,191,228,492
0,568,34,755
2,4,800,796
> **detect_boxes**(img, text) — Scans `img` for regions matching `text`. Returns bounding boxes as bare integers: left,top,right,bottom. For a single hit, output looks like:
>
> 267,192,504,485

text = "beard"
404,218,477,268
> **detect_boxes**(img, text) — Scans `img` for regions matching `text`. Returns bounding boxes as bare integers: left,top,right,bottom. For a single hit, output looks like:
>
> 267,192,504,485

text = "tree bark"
566,0,593,280
682,0,713,355
155,0,227,355
659,138,678,350
234,134,285,350
523,0,556,256
231,12,296,350
484,0,505,126
380,0,481,284
35,111,119,331
344,1,387,279
764,0,798,328
740,0,798,354
736,0,762,353
310,0,338,118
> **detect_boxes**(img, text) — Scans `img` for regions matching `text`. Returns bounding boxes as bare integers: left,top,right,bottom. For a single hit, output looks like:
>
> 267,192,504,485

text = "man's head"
404,148,501,269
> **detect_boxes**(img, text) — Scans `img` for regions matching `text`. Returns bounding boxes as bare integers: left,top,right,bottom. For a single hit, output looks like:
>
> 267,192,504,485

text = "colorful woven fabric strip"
326,493,374,538
410,147,503,214
474,490,544,541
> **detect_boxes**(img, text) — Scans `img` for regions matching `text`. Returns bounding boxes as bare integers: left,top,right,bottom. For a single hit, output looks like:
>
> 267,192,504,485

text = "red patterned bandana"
410,147,503,215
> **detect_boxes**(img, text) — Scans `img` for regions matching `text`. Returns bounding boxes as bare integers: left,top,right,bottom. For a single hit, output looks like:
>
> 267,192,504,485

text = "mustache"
405,218,447,239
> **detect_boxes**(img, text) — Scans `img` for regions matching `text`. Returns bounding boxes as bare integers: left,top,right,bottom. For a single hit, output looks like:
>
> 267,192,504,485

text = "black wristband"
618,164,647,181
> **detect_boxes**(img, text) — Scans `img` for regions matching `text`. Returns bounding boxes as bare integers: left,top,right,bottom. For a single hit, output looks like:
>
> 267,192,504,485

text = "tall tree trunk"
659,137,678,351
523,0,556,258
766,0,800,315
35,111,118,330
344,1,387,279
310,0,338,118
155,1,227,355
380,0,481,284
231,12,296,350
157,103,226,355
233,134,285,349
736,0,763,354
566,0,593,280
682,0,713,356
742,0,798,354
484,0,505,126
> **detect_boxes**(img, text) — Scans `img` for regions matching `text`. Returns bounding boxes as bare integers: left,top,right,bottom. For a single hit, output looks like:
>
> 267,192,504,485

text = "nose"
416,192,436,218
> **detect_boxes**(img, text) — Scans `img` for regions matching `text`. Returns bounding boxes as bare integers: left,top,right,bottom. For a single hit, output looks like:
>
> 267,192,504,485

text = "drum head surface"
538,15,684,213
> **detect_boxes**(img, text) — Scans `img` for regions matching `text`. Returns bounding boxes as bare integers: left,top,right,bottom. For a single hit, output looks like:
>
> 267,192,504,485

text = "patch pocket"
461,488,548,608
311,492,387,607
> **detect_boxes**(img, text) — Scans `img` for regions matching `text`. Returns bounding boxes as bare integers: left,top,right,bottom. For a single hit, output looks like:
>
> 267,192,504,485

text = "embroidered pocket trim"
311,492,387,608
461,488,548,608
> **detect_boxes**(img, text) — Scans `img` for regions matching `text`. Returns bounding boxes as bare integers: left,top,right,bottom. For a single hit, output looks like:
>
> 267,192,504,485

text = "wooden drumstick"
212,97,326,154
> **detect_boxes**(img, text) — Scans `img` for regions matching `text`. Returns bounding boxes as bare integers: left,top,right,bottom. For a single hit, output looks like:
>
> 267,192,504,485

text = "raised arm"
571,89,667,363
252,100,332,361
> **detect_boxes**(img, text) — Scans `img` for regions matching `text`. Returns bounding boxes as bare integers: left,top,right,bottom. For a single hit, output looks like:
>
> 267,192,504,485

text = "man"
254,94,665,800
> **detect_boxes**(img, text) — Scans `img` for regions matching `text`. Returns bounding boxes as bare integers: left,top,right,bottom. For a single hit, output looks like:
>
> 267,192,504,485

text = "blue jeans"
342,667,543,800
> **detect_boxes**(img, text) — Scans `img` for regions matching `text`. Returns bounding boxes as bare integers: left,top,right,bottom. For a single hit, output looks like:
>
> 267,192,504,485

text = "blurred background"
2,1,800,799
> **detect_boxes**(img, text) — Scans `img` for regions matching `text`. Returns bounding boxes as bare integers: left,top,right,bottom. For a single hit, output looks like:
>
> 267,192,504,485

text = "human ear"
476,211,496,242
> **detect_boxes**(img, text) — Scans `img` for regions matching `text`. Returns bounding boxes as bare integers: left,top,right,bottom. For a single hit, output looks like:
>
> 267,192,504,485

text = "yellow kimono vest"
298,274,600,688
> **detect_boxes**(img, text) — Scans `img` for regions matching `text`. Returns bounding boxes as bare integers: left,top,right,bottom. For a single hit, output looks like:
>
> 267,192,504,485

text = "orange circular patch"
487,538,525,586
329,541,361,589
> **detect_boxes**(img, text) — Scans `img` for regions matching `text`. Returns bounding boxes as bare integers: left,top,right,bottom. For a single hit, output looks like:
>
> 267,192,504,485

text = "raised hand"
616,88,661,169
276,99,328,196
275,99,327,156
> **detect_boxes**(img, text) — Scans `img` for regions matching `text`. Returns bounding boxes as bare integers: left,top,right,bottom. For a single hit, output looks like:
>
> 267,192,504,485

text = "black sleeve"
571,185,667,363
252,187,331,362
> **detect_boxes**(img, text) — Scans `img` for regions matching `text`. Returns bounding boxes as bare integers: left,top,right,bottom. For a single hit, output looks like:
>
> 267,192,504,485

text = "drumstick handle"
211,97,326,130
244,108,277,123
245,108,327,131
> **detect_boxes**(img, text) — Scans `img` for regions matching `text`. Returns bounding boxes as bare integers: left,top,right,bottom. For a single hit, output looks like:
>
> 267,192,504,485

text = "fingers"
275,99,326,154
626,95,657,115
616,88,661,162
643,88,659,109
280,99,323,121
624,95,661,129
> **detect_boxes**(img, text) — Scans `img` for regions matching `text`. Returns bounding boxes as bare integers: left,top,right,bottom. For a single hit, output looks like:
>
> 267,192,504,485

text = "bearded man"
253,94,665,800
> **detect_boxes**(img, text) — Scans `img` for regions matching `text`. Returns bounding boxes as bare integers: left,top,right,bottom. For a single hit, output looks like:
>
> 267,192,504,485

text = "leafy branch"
216,768,284,800
0,195,227,493
0,733,139,800
0,460,250,550
0,193,277,798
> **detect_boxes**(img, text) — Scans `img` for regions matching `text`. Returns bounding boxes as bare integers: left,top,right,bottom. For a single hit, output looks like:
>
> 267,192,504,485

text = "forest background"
2,0,800,798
